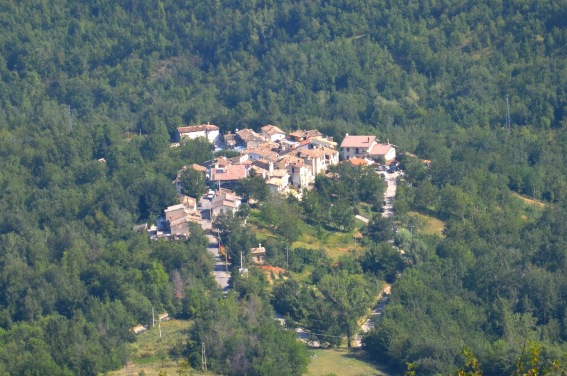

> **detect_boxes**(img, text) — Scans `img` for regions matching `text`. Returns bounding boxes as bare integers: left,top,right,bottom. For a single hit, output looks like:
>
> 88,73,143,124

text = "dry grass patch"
512,192,545,208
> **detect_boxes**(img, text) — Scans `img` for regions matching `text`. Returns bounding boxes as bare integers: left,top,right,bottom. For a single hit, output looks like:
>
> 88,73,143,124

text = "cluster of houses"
148,124,396,239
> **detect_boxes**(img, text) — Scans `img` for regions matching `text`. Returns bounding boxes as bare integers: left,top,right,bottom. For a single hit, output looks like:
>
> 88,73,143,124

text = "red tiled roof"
340,135,376,148
369,143,393,156
210,164,247,181
346,157,370,166
236,128,264,142
261,124,285,135
290,129,323,139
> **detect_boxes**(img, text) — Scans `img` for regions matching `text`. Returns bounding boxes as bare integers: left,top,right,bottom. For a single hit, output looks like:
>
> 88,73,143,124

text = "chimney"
367,136,370,142
387,139,390,144
259,243,262,248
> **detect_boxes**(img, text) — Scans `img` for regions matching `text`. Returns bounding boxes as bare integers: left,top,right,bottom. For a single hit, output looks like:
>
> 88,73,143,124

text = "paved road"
353,284,391,347
205,234,230,292
382,171,401,218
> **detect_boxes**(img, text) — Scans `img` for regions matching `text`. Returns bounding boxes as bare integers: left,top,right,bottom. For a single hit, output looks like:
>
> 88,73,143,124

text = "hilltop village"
150,124,397,239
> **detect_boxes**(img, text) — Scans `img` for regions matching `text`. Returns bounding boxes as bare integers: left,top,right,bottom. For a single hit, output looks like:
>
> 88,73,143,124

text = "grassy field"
106,319,207,376
306,348,389,376
106,321,390,376
408,211,445,237
248,208,362,260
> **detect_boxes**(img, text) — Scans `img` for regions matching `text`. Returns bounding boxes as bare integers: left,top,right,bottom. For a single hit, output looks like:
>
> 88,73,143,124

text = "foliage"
187,294,309,376
213,213,258,264
1,0,567,373
235,169,270,202
178,166,207,198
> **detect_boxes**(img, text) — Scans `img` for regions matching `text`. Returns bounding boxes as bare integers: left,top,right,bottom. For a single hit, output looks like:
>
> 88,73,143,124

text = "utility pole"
158,319,162,338
152,306,155,327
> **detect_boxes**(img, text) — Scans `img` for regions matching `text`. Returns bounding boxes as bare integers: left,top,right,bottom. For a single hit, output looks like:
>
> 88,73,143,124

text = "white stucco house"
176,124,220,145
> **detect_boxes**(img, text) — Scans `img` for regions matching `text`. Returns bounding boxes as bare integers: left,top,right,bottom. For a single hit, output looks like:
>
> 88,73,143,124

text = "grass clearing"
306,348,389,376
512,192,545,208
292,224,358,260
106,319,208,376
408,211,445,237
248,208,361,261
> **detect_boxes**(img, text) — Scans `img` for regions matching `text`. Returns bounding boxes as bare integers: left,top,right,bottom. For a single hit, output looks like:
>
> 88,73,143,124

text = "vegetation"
1,0,567,374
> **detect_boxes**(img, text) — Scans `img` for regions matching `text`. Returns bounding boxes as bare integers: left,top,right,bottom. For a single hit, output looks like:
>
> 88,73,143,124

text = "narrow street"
205,234,230,292
350,169,401,347
382,171,400,218
353,284,391,347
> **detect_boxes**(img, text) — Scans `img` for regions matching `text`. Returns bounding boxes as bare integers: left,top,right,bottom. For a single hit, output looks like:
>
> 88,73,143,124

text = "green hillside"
0,1,567,375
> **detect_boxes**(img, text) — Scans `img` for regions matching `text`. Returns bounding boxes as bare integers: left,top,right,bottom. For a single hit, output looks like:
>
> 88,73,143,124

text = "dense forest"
1,0,567,374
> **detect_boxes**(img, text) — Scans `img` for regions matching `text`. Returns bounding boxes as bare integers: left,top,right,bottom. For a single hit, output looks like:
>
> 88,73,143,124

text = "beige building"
298,147,339,175
340,134,377,159
369,143,396,163
164,202,202,236
210,190,243,217
288,163,312,189
250,244,266,265
261,125,286,142
236,129,265,149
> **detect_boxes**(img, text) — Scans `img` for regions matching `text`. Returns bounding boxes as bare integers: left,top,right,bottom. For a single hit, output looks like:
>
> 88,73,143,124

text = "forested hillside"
1,0,567,374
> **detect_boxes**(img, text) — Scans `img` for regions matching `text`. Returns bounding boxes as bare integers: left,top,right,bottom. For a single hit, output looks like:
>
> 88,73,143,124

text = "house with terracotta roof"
275,154,304,169
340,134,377,159
289,129,323,142
253,158,274,173
164,203,202,236
369,142,396,163
266,169,290,193
298,147,339,175
210,190,242,217
179,195,197,211
176,124,220,144
261,125,286,142
236,129,265,149
209,164,248,187
244,145,280,163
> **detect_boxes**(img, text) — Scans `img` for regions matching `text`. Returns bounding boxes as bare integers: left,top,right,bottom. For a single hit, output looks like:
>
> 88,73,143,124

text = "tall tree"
318,271,376,347
179,166,207,198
